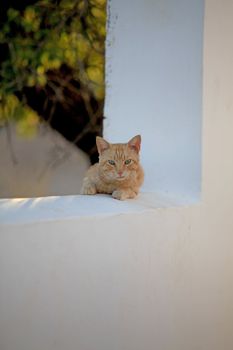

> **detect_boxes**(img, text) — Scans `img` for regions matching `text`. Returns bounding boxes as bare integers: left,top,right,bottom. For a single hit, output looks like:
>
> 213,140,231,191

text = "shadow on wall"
0,124,90,198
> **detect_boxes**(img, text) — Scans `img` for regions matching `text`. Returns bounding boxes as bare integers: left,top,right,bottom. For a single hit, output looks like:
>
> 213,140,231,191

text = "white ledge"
0,192,198,225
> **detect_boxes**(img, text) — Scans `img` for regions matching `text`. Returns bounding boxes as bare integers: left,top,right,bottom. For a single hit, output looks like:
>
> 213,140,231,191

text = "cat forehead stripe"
114,148,126,159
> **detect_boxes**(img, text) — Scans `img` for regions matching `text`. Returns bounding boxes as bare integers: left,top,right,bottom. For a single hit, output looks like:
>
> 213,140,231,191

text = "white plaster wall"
105,0,204,197
1,1,233,350
0,124,90,198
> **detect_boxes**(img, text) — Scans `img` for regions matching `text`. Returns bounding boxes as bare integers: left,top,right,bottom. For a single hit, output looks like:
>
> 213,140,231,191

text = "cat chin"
115,176,126,181
104,176,127,184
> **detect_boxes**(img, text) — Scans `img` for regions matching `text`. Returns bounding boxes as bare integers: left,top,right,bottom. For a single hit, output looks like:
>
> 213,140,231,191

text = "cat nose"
118,171,123,176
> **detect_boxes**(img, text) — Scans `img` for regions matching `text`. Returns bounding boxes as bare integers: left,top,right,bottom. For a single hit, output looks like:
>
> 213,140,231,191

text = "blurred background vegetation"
0,0,106,163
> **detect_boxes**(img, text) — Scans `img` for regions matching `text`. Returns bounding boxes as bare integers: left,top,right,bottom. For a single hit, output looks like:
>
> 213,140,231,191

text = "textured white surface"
0,192,196,225
105,0,204,196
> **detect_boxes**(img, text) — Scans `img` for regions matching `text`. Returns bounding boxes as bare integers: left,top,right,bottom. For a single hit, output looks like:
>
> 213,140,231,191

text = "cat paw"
112,190,137,200
81,184,97,195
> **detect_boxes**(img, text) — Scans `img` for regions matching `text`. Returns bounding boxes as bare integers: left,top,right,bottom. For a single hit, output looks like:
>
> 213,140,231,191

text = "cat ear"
128,135,141,153
96,136,110,154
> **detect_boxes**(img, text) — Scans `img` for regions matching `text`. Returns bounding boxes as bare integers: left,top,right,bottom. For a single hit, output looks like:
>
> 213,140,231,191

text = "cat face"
96,135,141,183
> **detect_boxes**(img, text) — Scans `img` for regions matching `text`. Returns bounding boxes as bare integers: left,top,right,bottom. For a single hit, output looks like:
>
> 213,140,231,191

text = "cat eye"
108,160,115,166
125,159,132,165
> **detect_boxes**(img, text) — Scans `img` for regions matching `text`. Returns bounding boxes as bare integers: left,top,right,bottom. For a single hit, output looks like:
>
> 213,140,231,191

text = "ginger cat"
81,135,144,200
